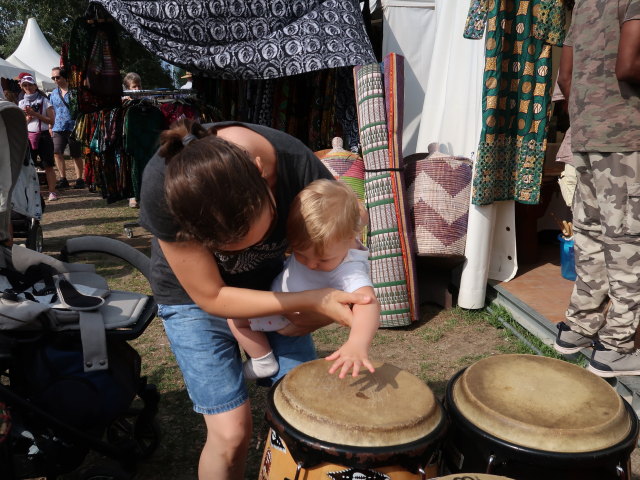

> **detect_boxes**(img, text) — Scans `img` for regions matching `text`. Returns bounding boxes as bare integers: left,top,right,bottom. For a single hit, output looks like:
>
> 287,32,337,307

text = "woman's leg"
159,304,250,479
200,402,252,480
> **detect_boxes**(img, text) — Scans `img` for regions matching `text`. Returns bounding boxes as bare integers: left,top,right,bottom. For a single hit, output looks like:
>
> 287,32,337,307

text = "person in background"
123,72,142,207
229,179,380,380
2,90,17,104
139,118,371,479
18,75,58,201
554,0,640,376
180,71,193,89
50,67,84,190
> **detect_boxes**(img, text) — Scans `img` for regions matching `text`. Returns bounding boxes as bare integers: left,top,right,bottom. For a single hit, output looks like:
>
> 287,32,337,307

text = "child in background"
228,179,380,380
123,72,142,93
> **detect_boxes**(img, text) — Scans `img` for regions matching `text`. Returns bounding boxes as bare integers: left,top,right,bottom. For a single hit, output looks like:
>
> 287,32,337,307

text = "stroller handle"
60,236,151,282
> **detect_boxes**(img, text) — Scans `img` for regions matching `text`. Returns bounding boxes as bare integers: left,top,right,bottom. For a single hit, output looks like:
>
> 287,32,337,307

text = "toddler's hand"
325,341,375,379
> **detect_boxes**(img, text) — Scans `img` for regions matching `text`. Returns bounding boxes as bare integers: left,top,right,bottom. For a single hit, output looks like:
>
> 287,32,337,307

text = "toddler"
228,179,380,379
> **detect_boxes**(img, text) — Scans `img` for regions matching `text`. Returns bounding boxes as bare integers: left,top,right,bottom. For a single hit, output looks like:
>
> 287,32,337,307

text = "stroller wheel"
26,221,43,252
106,415,160,460
79,464,133,480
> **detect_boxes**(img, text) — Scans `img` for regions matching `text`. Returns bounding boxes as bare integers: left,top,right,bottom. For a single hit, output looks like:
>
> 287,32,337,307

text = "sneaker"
55,177,70,189
554,322,594,354
588,342,640,377
48,192,59,201
73,178,86,189
128,198,139,208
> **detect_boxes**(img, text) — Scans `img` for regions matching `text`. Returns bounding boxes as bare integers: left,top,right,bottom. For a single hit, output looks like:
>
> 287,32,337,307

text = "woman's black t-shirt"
138,122,333,305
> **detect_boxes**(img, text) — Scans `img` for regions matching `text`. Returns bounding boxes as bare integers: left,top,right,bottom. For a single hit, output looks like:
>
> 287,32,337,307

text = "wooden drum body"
443,355,639,480
259,359,448,480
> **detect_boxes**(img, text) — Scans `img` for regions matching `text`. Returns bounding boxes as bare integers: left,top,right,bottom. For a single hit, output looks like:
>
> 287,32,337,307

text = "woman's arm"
325,285,381,378
25,104,55,126
159,239,372,323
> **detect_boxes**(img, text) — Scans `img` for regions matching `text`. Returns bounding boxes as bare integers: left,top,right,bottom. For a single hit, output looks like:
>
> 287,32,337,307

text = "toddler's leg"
228,318,279,380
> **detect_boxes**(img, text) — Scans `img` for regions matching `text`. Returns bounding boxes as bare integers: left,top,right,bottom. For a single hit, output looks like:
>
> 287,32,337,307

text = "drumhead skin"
273,359,443,447
451,354,631,452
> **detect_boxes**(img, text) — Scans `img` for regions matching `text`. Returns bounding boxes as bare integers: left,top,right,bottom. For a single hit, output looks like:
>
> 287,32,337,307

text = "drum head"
273,359,442,447
451,354,631,452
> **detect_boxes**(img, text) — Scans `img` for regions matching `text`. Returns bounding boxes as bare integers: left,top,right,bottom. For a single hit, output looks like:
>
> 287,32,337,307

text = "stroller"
2,99,45,253
0,100,160,479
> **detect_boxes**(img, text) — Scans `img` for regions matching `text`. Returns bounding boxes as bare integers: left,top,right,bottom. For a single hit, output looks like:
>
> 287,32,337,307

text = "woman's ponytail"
159,118,218,162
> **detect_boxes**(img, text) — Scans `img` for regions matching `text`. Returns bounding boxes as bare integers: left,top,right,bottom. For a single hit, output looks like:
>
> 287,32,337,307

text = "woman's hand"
308,288,372,327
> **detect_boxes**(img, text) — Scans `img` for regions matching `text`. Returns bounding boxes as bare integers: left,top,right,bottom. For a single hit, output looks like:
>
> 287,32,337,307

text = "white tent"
0,57,32,81
6,17,59,91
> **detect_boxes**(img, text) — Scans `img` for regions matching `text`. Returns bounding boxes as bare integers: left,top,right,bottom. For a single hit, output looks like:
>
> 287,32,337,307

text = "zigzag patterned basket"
405,152,472,258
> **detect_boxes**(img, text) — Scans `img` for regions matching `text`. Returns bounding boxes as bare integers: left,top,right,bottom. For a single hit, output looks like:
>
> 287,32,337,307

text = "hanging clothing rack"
123,89,197,99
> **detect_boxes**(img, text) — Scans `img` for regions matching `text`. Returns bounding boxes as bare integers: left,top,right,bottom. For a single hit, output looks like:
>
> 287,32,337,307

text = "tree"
0,0,172,88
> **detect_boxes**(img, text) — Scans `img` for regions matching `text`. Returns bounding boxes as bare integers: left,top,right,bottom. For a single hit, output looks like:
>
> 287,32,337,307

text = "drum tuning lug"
616,464,628,479
287,461,303,480
486,454,497,473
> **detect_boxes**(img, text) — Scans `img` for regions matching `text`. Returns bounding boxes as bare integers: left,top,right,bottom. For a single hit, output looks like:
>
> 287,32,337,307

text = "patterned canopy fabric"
89,0,376,80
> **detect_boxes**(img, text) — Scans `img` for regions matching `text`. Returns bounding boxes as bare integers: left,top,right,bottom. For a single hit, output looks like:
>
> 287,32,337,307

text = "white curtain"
396,0,518,309
382,0,436,157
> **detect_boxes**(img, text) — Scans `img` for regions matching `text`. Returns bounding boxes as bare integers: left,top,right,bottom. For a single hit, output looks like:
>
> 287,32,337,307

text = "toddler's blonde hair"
287,179,364,256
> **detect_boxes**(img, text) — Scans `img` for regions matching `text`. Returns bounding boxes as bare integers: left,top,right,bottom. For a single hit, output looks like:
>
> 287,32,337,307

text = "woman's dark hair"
160,118,273,252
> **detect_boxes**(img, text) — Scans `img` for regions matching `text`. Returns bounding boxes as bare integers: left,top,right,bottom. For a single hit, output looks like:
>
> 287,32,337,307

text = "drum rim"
265,375,449,470
445,367,640,462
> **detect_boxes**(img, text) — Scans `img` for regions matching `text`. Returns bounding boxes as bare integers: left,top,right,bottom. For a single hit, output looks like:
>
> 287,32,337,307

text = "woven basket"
316,138,367,245
405,151,472,258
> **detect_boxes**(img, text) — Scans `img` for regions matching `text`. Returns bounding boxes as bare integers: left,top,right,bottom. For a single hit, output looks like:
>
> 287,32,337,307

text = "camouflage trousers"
566,151,640,352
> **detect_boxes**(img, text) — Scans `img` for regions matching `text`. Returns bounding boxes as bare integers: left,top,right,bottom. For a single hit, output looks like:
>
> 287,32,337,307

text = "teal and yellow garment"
466,0,565,205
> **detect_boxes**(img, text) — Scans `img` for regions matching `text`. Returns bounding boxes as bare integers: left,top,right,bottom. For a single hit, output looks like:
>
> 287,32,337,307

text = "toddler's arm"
325,286,380,378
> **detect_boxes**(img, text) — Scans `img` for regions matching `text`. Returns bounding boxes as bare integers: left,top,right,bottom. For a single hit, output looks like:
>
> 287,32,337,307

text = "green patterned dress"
466,0,566,205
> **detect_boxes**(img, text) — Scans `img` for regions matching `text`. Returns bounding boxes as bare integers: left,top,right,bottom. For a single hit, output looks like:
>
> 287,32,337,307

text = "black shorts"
30,131,55,168
52,130,82,158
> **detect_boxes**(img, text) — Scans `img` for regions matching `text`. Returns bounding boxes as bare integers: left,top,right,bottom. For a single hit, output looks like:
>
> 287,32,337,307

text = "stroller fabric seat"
1,245,150,373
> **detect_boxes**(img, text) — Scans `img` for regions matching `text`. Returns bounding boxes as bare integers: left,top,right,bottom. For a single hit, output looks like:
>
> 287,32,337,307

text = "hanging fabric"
88,0,376,80
469,0,566,206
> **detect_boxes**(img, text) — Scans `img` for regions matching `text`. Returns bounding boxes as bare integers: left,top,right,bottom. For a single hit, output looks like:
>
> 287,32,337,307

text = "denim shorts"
159,303,317,415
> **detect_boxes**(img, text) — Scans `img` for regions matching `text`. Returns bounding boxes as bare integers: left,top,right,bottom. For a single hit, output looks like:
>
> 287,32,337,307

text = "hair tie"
182,133,197,146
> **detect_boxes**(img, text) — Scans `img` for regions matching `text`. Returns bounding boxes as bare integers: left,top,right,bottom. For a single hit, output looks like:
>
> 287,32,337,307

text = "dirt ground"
23,166,640,479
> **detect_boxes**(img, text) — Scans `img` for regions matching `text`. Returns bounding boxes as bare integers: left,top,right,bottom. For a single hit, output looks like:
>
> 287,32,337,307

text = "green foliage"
0,1,172,89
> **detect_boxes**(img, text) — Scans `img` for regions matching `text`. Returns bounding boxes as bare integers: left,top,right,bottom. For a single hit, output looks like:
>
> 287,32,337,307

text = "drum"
443,354,639,480
259,359,447,479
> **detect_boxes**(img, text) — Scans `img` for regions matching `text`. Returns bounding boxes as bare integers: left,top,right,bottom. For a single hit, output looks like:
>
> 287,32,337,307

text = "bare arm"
25,105,55,126
325,286,381,378
616,19,640,84
159,239,371,322
557,45,573,100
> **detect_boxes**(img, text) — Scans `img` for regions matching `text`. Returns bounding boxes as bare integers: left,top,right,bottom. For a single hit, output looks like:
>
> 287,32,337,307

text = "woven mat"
354,54,419,327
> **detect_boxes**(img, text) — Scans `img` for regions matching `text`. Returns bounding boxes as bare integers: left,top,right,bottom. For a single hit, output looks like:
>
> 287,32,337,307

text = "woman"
17,75,57,201
139,119,370,479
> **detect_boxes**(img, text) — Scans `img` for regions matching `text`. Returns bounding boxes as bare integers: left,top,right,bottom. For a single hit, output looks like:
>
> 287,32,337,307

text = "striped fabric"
354,54,419,327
